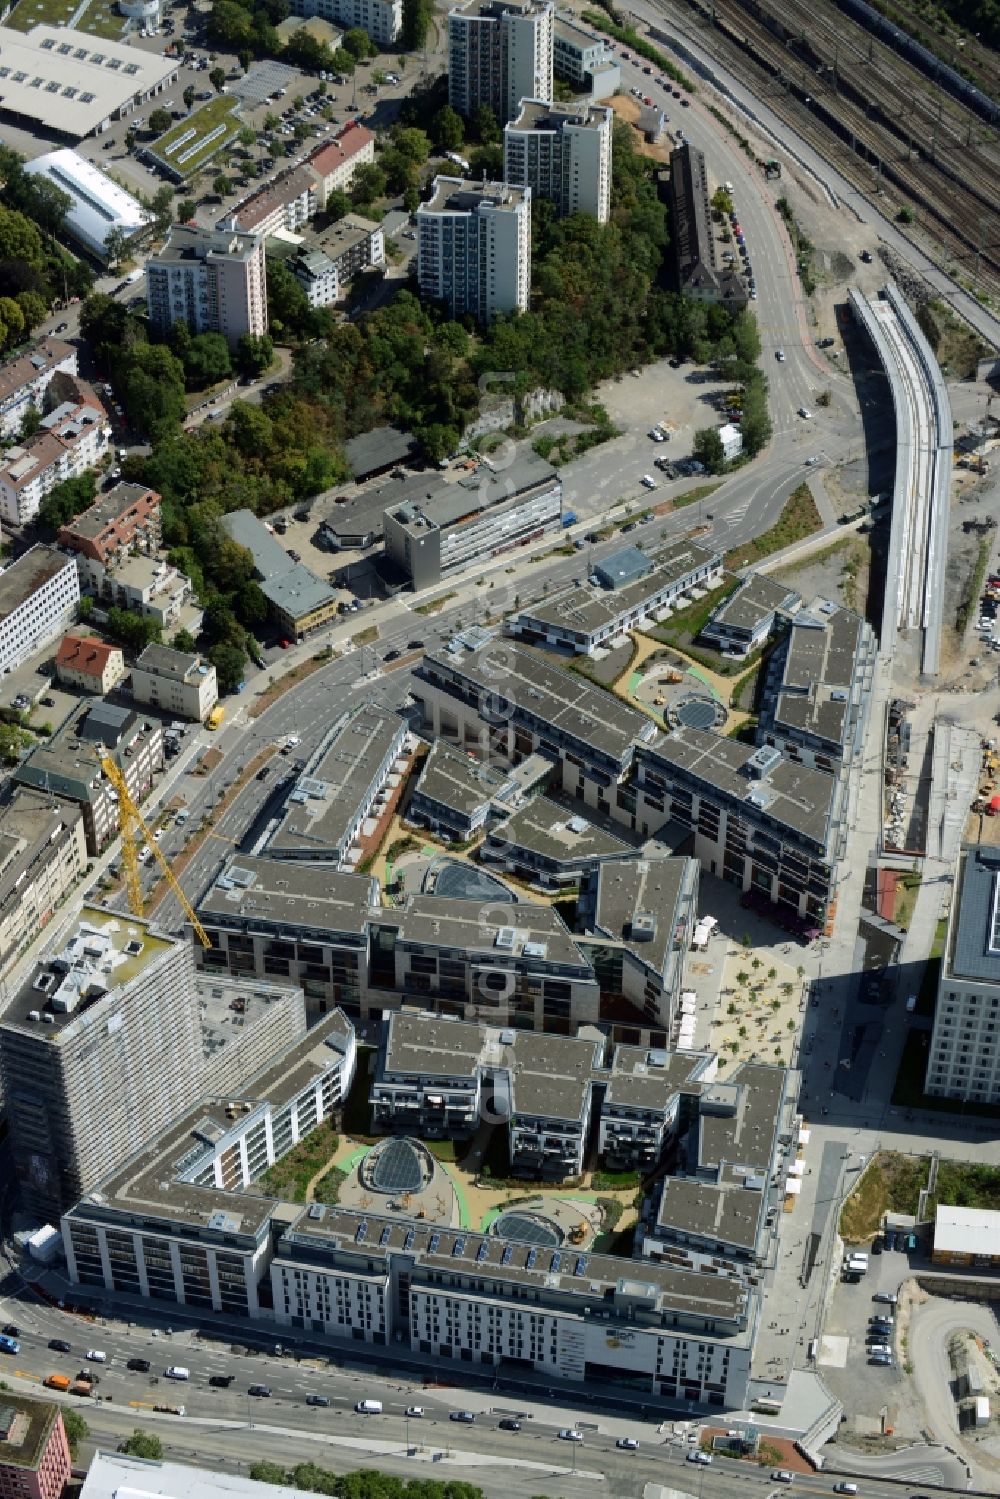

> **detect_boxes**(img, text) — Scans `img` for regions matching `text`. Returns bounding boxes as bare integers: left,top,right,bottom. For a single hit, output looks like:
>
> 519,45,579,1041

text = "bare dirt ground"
775,533,870,614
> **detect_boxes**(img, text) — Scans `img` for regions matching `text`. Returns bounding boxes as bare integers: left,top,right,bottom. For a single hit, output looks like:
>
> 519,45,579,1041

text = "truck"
44,1374,71,1391
561,510,578,529
206,706,225,731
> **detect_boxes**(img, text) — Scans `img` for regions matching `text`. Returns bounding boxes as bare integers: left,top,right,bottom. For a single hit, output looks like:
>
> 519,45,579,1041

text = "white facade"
131,644,219,722
78,553,191,628
0,339,78,441
448,0,553,124
719,422,743,461
288,0,401,43
417,177,530,324
292,249,339,307
0,25,176,138
0,395,111,527
0,545,80,676
24,150,151,261
504,100,612,223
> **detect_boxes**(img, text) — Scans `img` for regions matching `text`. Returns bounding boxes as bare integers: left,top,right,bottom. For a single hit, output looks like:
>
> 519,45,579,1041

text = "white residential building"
131,643,219,722
288,0,401,44
448,0,553,124
146,225,267,351
0,545,80,676
0,338,78,441
504,99,612,222
417,177,530,324
0,788,87,982
290,248,340,307
0,390,110,527
77,553,191,628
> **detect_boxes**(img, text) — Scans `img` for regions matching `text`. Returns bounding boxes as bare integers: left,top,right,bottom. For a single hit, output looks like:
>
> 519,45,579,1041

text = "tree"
16,289,47,331
472,104,500,144
239,48,252,73
107,607,162,653
324,189,351,222
342,26,374,58
213,173,233,197
37,472,97,534
235,331,274,377
432,105,464,151
118,1431,164,1460
235,579,269,628
209,640,248,694
183,331,232,389
249,1463,287,1484
151,184,174,235
148,107,172,135
62,1410,89,1459
401,0,431,49
692,426,726,474
103,225,129,268
172,627,197,652
183,85,196,110
209,66,228,93
350,162,386,207
115,344,187,439
177,198,197,222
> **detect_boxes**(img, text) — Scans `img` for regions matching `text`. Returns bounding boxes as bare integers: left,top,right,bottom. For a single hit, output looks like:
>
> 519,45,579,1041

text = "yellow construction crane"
97,748,212,949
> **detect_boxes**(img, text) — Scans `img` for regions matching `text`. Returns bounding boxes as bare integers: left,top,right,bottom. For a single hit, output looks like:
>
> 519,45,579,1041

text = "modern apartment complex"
448,0,554,124
130,643,219,722
267,705,408,868
408,739,523,841
75,553,192,630
54,633,126,694
383,452,561,589
288,0,401,44
509,540,722,654
481,794,631,889
285,213,385,306
0,389,110,527
417,177,531,324
14,700,163,856
0,908,204,1217
552,15,616,94
57,481,162,566
146,225,267,351
927,842,1000,1104
504,99,612,222
0,545,80,677
0,337,77,440
0,788,87,981
413,638,658,810
701,572,801,657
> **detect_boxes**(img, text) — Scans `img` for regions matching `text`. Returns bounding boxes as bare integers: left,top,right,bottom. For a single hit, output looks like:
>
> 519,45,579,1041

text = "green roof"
148,95,242,181
0,1395,60,1472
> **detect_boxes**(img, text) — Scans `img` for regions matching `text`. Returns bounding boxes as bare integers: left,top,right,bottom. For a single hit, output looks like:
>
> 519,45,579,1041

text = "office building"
218,508,338,638
383,452,561,589
0,338,77,441
54,633,126,695
0,908,204,1217
195,855,376,1018
628,728,846,927
417,177,531,324
0,1395,72,1499
408,739,521,841
57,481,161,566
267,705,408,868
667,143,746,307
552,15,617,95
0,26,177,138
24,150,151,261
130,643,219,723
576,854,700,1032
701,572,800,657
504,99,612,222
0,546,80,677
448,0,553,124
0,788,87,982
927,843,1000,1105
146,225,267,351
413,637,658,811
932,1205,1000,1269
14,700,163,857
0,388,110,527
481,795,632,889
756,600,877,772
288,0,401,45
62,1008,357,1317
75,554,192,631
509,540,722,654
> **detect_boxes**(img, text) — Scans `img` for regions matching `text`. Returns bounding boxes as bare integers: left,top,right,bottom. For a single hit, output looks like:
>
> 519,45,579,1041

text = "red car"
279,638,291,649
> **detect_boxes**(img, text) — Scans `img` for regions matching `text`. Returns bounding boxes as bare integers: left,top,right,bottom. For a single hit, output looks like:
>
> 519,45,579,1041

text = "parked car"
617,1437,640,1450
86,1350,107,1363
248,1385,271,1397
404,1406,424,1418
209,1374,235,1387
687,1451,712,1465
873,1291,898,1305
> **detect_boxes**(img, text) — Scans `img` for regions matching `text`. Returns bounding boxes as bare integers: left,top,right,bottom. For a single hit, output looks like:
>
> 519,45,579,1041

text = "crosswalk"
885,1463,948,1484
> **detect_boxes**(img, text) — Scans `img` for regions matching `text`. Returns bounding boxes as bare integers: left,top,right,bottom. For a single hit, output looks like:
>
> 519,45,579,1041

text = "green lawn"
725,484,823,570
79,1,126,39
148,95,242,180
5,0,76,29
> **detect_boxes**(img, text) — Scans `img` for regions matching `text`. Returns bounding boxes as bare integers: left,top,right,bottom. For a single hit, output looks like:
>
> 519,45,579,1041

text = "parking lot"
818,1236,910,1423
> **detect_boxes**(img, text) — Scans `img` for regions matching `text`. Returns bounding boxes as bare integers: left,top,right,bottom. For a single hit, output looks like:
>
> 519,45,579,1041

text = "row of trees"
250,1462,494,1499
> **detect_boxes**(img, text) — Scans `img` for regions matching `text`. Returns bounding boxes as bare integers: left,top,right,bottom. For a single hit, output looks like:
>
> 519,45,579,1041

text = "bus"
0,1333,21,1355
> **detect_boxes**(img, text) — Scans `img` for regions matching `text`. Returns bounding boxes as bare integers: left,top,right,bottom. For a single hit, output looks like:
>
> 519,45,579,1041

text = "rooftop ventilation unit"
745,745,783,780
567,815,588,834
495,926,516,950
522,941,547,958
630,910,657,942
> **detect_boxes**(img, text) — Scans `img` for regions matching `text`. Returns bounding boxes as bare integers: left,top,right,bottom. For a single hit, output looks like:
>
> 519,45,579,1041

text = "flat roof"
588,855,693,975
509,98,611,132
1,906,176,1038
946,843,1000,986
767,602,869,751
81,1451,303,1499
219,508,296,579
706,572,800,635
656,1173,764,1252
135,643,209,683
0,1392,60,1473
308,211,380,264
420,640,655,765
59,481,158,542
148,93,241,179
0,26,176,136
696,1061,789,1177
493,795,630,867
0,786,82,919
933,1204,1000,1257
261,563,337,622
0,543,74,621
605,1043,710,1112
383,1010,484,1080
392,452,559,534
153,223,260,267
422,175,528,216
344,426,417,480
523,539,719,637
642,724,840,850
413,739,514,817
395,893,591,972
14,698,152,805
268,705,404,859
198,854,375,937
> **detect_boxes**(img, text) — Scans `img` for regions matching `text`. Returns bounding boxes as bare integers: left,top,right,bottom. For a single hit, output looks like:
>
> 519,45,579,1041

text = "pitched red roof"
56,633,121,677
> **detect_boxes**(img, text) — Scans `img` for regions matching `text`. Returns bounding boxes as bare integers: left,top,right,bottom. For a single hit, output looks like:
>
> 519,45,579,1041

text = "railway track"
849,0,1000,111
680,0,1000,301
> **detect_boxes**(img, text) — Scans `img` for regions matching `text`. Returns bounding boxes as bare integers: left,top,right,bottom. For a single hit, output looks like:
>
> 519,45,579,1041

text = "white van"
165,1366,190,1380
355,1399,383,1415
